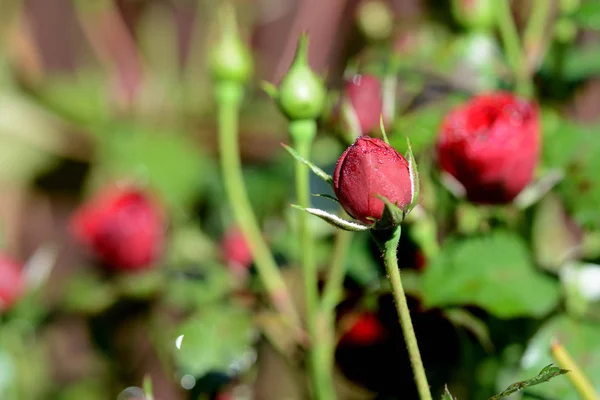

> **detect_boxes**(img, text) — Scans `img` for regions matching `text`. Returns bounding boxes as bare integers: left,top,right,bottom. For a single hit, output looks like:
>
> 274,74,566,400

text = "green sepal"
281,143,334,186
312,193,340,204
380,115,390,144
405,138,420,214
290,205,369,231
371,194,405,230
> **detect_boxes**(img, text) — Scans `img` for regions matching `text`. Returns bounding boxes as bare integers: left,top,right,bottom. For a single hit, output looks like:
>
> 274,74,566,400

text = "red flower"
333,136,414,225
0,254,24,311
340,312,386,345
436,92,539,204
221,227,253,271
334,74,384,138
70,186,165,271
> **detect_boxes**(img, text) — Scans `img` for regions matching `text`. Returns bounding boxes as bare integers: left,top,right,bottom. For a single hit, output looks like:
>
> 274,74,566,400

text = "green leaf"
540,110,584,169
542,43,600,81
422,231,560,318
554,125,600,229
441,386,456,400
60,271,118,315
164,263,234,310
489,364,569,400
573,2,600,30
35,72,112,125
444,308,494,352
96,123,210,211
518,315,600,400
116,270,164,299
531,194,580,272
172,304,255,377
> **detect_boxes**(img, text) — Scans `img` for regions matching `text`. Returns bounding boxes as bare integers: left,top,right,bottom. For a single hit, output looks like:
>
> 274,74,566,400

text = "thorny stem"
216,81,301,334
373,226,432,400
289,119,336,400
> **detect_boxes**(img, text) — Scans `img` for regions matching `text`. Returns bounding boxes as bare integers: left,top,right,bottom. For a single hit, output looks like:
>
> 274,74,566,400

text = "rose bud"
340,312,386,346
333,74,384,139
436,92,540,204
221,226,253,271
70,186,165,271
0,254,24,311
333,136,414,225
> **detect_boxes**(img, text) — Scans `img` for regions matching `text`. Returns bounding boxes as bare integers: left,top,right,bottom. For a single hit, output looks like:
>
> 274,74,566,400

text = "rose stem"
551,340,599,400
215,81,301,333
495,1,533,98
289,119,336,400
374,226,432,400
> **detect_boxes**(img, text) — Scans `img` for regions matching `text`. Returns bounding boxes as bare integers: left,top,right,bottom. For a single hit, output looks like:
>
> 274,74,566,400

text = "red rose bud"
340,312,386,345
0,254,24,311
70,186,165,271
221,227,253,271
335,74,384,138
436,92,540,204
333,136,414,225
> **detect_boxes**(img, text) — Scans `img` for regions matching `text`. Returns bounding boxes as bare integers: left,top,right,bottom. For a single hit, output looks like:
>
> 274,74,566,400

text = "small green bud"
451,0,495,32
276,34,326,121
209,3,253,83
356,0,394,41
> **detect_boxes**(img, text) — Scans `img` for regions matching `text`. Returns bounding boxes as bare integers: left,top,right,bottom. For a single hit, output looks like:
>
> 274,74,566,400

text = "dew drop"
175,334,184,350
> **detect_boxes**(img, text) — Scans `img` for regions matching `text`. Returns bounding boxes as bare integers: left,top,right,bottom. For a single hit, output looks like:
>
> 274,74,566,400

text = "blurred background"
2,0,600,399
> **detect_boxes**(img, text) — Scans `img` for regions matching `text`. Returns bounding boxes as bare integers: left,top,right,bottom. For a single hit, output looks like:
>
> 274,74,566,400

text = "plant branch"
216,81,301,335
373,227,432,400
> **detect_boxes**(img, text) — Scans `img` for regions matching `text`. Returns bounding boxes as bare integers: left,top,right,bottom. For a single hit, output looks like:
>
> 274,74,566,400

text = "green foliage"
172,304,255,377
441,386,456,400
531,194,580,272
422,231,560,318
163,263,234,310
95,122,211,212
519,316,600,399
490,364,569,400
60,271,119,315
573,1,600,30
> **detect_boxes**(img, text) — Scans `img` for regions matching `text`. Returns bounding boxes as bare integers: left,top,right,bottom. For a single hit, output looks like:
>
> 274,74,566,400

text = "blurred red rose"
436,92,540,204
333,136,414,225
334,74,384,138
70,186,165,271
0,254,24,311
221,227,253,271
340,312,386,345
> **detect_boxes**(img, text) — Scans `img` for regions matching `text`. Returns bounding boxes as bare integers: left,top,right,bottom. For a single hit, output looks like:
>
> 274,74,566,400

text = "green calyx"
209,3,253,83
270,34,326,121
